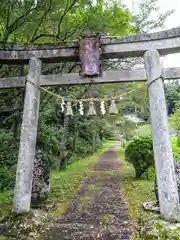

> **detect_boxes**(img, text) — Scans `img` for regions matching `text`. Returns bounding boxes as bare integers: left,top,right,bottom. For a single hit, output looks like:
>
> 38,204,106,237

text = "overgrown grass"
136,120,173,137
0,142,111,220
137,119,174,139
118,147,157,239
118,148,155,214
137,124,151,137
49,146,110,215
0,191,13,220
118,139,180,239
118,136,180,217
171,136,180,160
118,133,180,211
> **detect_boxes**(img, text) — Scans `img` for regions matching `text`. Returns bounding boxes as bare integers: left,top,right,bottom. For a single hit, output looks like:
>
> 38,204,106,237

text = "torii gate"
1,27,180,221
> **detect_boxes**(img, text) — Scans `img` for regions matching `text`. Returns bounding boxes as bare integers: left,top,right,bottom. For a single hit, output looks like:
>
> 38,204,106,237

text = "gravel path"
40,148,132,240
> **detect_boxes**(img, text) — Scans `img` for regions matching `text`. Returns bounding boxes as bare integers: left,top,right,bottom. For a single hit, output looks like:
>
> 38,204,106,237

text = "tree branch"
56,2,75,38
30,0,53,43
2,1,39,42
61,24,84,41
30,2,77,43
30,33,61,43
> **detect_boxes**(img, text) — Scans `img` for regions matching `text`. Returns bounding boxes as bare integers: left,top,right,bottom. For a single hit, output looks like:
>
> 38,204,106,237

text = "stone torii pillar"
12,57,41,214
144,50,180,221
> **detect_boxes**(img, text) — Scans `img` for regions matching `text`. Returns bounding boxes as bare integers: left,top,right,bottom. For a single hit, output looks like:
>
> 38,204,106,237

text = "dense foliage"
0,130,19,190
125,137,154,177
170,99,180,148
165,82,180,115
0,0,173,191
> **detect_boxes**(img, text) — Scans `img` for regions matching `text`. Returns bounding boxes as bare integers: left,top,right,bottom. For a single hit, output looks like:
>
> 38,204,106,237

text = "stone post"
31,149,51,207
12,57,41,214
144,50,180,221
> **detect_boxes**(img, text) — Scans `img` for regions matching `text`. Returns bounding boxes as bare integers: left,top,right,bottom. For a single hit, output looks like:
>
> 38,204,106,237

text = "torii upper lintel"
0,27,180,64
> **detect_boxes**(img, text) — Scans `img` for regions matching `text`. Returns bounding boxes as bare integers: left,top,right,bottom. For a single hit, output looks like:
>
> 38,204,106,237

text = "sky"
123,0,180,68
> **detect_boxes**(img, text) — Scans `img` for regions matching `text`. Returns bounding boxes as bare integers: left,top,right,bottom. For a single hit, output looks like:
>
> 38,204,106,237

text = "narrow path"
40,148,132,240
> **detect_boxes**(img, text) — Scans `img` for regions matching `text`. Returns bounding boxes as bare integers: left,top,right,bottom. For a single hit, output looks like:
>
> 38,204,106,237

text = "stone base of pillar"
155,161,180,203
31,149,51,207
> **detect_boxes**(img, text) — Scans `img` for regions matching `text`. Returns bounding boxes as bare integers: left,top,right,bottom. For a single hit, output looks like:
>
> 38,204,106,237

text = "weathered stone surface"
39,149,132,240
0,209,48,239
138,214,180,239
12,58,41,214
1,27,180,63
143,202,160,213
31,149,51,206
155,160,180,203
144,50,180,221
79,36,101,77
176,161,180,195
142,219,180,239
1,67,180,89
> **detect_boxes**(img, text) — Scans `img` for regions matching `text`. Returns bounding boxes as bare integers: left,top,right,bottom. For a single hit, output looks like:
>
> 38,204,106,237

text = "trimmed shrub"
125,137,154,177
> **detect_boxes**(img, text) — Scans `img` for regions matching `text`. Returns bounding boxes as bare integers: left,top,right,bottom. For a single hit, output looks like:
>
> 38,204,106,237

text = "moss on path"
39,148,132,240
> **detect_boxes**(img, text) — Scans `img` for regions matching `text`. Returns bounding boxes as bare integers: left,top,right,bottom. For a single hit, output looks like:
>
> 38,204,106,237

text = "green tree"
171,99,180,146
0,0,174,190
165,83,180,115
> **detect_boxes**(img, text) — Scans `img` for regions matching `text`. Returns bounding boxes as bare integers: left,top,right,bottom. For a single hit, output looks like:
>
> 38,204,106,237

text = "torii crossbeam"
1,27,180,221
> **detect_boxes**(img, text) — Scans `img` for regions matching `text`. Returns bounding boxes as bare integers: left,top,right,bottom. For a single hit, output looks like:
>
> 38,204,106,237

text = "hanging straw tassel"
87,101,96,116
109,99,118,114
66,101,73,116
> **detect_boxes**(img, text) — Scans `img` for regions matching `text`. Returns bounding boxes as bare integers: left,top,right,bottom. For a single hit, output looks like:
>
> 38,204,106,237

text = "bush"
125,137,154,178
0,166,16,190
0,129,19,190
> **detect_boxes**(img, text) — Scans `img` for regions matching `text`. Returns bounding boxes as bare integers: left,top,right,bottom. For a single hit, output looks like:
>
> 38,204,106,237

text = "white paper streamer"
100,100,106,115
61,98,65,112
